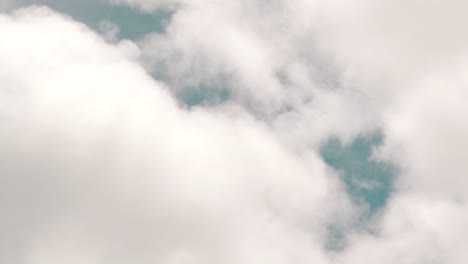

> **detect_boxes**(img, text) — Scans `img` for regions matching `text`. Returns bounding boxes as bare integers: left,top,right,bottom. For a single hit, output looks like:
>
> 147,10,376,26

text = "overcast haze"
0,0,467,263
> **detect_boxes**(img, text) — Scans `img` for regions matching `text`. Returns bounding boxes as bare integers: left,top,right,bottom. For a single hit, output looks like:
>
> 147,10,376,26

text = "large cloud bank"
1,1,468,263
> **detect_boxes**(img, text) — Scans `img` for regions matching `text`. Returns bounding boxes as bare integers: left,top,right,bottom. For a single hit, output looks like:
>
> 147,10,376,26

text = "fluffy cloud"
113,0,384,144
3,0,468,263
0,6,353,264
110,0,468,263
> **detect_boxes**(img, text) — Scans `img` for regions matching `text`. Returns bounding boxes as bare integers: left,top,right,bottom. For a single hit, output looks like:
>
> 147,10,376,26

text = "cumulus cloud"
0,6,353,264
114,0,383,146
113,0,468,262
2,0,468,263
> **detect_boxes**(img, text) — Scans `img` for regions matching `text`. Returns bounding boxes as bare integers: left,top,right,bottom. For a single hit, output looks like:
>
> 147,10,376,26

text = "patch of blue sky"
320,131,397,250
16,0,171,40
178,85,232,109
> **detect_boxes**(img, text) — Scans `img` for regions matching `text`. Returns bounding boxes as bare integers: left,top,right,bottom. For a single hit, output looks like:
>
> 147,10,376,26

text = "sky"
0,0,467,263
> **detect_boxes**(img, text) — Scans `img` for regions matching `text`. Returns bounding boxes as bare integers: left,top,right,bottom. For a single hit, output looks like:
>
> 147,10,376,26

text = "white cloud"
0,6,352,264
3,0,468,263
108,1,468,263
114,0,384,143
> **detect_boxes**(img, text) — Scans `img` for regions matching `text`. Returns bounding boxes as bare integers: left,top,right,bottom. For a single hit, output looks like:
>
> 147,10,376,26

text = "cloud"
0,6,353,264
108,0,468,263
98,19,120,42
3,1,468,263
114,0,383,143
